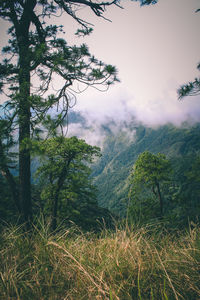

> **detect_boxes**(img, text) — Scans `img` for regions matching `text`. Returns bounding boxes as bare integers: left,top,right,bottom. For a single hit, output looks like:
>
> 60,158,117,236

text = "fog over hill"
67,101,200,218
67,88,200,147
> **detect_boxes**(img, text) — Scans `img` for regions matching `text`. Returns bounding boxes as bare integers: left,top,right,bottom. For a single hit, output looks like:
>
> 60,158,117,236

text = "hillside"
2,108,200,225
91,123,200,217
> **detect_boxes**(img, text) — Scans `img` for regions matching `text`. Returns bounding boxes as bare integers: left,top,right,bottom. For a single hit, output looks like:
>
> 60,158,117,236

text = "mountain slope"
92,123,200,216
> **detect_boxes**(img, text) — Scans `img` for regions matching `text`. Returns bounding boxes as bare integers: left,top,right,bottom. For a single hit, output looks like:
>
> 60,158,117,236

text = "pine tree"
0,1,121,225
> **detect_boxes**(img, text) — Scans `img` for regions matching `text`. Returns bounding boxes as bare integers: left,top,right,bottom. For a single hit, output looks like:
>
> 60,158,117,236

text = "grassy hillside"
92,123,200,217
0,222,200,299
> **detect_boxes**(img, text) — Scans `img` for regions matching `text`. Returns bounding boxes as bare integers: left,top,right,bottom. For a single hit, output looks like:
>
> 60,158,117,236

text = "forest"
0,0,200,299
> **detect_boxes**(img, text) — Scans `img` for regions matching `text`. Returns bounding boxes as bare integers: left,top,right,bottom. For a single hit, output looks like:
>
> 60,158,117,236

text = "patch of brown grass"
0,222,200,299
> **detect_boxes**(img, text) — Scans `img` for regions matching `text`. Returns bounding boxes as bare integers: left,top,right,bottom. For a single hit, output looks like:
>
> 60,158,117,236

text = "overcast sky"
0,0,200,129
66,0,200,127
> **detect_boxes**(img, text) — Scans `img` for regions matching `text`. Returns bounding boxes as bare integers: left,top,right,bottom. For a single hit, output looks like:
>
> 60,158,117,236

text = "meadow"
0,220,200,300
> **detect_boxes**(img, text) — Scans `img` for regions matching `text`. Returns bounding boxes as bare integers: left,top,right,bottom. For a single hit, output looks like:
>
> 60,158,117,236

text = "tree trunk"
156,182,163,216
51,172,67,231
52,193,59,231
51,161,71,231
18,39,32,225
7,0,37,227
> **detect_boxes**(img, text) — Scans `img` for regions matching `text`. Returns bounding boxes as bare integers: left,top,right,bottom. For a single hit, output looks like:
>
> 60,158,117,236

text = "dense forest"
0,0,200,299
1,111,200,229
92,121,200,226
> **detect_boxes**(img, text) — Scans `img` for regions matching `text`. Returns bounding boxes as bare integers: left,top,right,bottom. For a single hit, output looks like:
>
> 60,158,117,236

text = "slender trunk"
18,40,32,225
52,192,59,231
153,183,163,217
51,173,67,231
9,0,37,226
51,161,71,231
156,182,163,216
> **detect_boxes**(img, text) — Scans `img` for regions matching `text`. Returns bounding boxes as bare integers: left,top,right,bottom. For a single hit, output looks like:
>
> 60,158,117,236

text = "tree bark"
18,46,32,225
152,183,163,217
156,182,163,216
51,170,68,230
51,160,72,231
13,0,38,226
17,26,32,225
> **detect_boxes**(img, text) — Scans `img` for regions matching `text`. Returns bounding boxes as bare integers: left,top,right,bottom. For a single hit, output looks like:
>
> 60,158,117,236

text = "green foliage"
178,61,200,99
128,151,172,220
170,154,200,223
0,2,120,134
186,154,200,183
129,151,171,188
35,136,103,230
133,0,158,5
92,123,200,226
0,117,20,216
0,176,17,223
0,118,17,169
0,0,120,224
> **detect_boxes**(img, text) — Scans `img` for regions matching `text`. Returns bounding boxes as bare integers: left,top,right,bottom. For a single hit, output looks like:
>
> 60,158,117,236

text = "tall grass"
0,220,200,299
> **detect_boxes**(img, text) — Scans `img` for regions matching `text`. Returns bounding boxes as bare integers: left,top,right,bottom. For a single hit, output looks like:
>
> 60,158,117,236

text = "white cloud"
1,0,200,138
66,0,200,136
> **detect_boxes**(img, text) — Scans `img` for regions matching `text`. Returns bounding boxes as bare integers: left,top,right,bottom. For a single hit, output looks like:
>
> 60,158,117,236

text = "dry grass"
0,221,200,299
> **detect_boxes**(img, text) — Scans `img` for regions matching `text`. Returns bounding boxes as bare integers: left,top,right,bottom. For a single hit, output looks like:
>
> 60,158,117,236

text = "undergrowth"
0,220,200,299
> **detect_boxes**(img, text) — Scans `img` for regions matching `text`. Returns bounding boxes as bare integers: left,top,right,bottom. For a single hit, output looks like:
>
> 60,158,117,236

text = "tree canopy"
0,0,121,225
0,0,159,227
35,136,101,229
129,151,172,217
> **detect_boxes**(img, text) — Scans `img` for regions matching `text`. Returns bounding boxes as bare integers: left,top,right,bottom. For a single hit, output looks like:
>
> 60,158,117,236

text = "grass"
0,220,200,299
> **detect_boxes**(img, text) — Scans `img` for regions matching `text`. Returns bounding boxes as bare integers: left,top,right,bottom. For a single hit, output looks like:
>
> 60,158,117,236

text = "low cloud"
67,84,200,146
68,122,106,147
128,93,200,128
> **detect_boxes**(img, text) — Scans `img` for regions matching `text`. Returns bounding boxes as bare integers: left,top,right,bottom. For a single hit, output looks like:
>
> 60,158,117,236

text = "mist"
1,0,199,147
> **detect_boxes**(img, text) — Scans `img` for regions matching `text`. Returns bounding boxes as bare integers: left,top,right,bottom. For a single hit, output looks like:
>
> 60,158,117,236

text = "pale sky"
66,0,200,127
0,0,200,128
